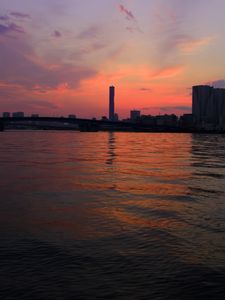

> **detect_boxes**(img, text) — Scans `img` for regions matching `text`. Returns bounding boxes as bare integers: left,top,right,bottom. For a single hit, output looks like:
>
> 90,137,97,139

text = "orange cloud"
178,36,215,53
152,65,185,79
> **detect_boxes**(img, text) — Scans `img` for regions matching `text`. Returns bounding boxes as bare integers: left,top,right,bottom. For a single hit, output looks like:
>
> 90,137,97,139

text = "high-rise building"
213,88,225,127
109,86,115,121
192,85,215,127
192,85,225,129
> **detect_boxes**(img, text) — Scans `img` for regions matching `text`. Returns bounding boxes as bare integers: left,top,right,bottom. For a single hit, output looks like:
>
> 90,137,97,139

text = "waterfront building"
155,114,178,127
213,88,225,129
179,114,194,129
140,115,155,126
31,114,39,118
2,112,10,118
68,114,76,119
114,113,119,122
12,112,24,118
192,85,215,127
130,110,141,121
192,85,225,129
109,86,115,121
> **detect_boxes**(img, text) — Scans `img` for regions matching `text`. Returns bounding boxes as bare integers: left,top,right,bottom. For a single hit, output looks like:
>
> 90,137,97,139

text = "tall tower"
109,86,115,121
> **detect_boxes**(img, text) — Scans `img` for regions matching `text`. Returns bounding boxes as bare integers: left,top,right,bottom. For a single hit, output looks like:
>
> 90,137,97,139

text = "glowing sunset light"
0,0,224,118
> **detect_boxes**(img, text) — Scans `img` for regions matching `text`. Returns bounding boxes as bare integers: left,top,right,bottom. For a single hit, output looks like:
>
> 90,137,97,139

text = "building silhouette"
192,85,225,129
130,110,141,121
213,88,225,127
12,112,24,118
109,86,115,121
2,112,10,118
114,113,119,122
68,114,76,119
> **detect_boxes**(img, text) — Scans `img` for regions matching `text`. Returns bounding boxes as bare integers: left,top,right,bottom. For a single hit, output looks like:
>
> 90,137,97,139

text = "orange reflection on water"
25,132,193,240
95,206,185,231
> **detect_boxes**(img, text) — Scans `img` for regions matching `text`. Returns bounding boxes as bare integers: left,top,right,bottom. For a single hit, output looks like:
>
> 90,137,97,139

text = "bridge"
0,116,143,132
0,116,191,132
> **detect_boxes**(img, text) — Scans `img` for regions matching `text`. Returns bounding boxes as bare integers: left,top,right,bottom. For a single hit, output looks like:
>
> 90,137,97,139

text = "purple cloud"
207,79,225,89
0,24,10,35
77,25,101,39
10,12,31,19
53,30,62,38
0,15,9,21
0,23,25,35
0,33,97,90
0,91,58,112
26,99,58,109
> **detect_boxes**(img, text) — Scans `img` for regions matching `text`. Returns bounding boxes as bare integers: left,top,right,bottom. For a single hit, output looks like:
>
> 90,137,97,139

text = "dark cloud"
142,106,191,112
0,23,25,35
139,88,152,92
160,106,191,112
118,4,142,33
119,5,135,21
53,30,62,38
10,12,31,19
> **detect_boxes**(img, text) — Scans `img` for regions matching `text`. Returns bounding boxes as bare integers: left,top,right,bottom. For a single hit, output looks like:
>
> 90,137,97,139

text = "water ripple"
0,131,225,299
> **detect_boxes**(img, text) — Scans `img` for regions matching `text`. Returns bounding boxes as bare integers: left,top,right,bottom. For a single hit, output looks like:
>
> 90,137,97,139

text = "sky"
1,0,225,118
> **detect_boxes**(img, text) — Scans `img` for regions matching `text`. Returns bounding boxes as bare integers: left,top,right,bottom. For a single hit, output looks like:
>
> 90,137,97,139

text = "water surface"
0,131,225,299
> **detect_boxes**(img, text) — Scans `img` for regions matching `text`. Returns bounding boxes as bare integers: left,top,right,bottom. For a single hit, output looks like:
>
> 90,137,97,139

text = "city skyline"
1,0,225,118
3,83,225,122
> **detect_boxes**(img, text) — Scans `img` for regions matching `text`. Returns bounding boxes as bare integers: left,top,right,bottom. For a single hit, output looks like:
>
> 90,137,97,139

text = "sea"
0,131,225,300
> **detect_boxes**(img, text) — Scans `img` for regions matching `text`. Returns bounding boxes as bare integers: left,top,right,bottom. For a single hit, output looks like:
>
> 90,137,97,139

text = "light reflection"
106,132,116,165
25,133,194,241
95,207,184,230
3,131,225,269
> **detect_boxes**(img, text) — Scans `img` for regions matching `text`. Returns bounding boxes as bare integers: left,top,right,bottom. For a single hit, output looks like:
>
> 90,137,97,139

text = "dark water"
0,131,225,300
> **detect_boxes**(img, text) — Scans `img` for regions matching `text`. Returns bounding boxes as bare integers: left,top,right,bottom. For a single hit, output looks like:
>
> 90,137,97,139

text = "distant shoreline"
1,128,225,134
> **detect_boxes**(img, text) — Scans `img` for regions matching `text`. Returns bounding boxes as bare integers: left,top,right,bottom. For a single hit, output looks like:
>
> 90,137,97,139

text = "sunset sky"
1,0,225,118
